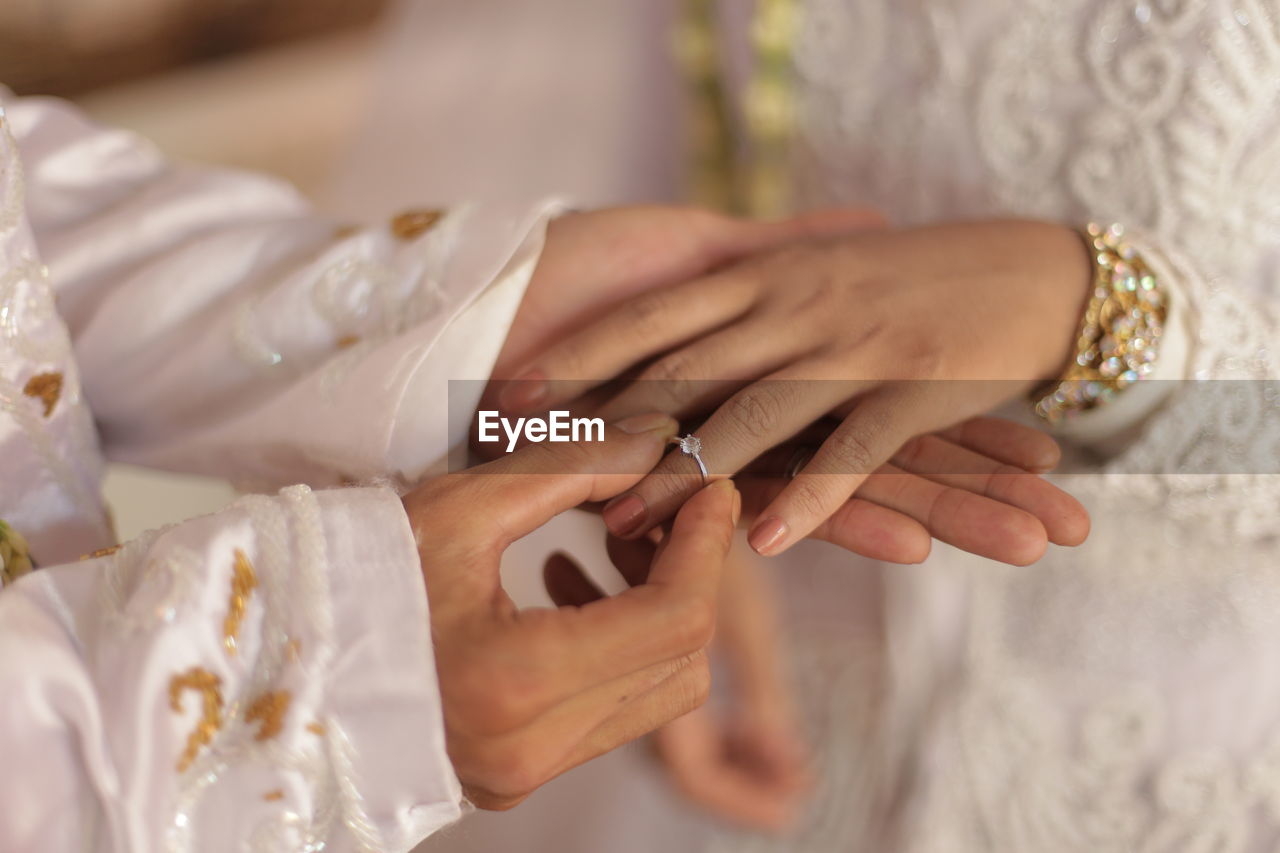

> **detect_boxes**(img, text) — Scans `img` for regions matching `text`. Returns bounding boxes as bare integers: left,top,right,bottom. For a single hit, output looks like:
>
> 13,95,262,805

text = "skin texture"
499,218,1094,558
490,209,1090,566
462,208,1093,821
401,415,740,810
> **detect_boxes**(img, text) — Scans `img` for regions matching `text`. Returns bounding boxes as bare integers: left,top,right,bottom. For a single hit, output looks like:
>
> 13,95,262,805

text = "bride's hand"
547,538,809,831
650,550,810,833
498,220,1093,560
494,205,885,378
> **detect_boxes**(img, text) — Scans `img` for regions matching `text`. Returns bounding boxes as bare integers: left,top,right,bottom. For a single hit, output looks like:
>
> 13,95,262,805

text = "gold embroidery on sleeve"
78,544,122,561
333,223,361,239
335,335,361,349
390,209,445,240
169,668,224,772
306,721,327,737
23,372,62,417
262,789,285,802
222,549,257,656
245,690,292,741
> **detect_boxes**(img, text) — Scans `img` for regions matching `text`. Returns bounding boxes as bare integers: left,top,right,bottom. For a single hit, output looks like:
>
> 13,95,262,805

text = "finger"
891,433,1090,546
543,552,607,607
593,318,816,423
460,414,680,546
854,463,1049,566
747,388,926,556
497,272,758,412
554,653,713,784
713,207,889,263
502,480,738,703
937,417,1062,473
452,651,707,810
603,376,863,538
738,475,933,564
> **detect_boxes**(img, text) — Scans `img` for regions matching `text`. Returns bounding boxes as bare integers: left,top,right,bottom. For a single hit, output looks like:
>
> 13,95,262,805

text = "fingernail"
603,493,647,537
614,412,677,435
748,516,789,556
498,369,548,412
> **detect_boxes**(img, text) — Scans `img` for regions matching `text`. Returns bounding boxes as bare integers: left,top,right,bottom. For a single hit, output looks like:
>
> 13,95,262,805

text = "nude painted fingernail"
603,493,647,537
748,516,789,556
498,370,548,412
614,412,677,435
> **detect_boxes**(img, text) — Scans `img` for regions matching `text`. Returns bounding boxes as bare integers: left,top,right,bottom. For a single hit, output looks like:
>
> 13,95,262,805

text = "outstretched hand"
495,218,1093,561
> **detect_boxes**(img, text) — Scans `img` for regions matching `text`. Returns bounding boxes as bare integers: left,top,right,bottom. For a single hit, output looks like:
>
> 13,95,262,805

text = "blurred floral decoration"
0,0,390,95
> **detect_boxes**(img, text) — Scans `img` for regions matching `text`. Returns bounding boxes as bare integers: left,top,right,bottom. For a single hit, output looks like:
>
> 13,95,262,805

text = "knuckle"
724,389,785,443
679,655,713,714
670,595,716,653
460,743,548,807
827,428,880,474
640,353,701,407
786,477,833,519
896,330,946,379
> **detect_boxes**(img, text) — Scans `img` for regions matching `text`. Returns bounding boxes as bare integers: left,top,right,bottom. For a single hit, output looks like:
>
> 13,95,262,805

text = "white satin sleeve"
0,484,461,853
6,92,559,488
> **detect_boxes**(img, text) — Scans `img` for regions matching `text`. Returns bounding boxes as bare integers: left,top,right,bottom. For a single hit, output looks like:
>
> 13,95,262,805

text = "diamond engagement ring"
670,434,709,483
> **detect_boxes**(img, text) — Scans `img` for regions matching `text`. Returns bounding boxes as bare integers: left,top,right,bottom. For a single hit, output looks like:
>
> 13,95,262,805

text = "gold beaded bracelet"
1032,223,1169,423
0,519,34,587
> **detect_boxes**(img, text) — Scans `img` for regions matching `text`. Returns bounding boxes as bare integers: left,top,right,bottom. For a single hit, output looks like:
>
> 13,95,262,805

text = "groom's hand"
401,413,740,810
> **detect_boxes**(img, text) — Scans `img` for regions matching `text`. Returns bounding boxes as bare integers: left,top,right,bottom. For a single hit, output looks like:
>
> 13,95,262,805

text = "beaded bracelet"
1032,223,1169,422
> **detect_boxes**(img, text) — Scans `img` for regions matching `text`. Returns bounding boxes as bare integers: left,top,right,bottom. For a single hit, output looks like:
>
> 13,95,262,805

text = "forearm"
7,91,560,489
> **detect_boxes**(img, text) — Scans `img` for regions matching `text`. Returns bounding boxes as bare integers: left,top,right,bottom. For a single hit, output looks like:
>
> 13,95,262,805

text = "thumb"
466,413,680,547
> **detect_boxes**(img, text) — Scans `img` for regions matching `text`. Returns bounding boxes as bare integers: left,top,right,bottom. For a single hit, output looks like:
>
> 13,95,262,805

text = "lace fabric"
708,1,1280,849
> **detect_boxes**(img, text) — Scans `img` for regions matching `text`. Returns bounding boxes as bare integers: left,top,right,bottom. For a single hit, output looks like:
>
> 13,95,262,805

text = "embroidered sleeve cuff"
313,486,464,851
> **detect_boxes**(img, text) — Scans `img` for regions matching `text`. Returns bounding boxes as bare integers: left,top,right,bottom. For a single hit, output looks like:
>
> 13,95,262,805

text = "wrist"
1023,221,1095,382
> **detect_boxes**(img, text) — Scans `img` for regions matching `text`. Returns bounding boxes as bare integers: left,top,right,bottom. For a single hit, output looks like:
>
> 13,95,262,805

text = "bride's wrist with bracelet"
1031,222,1170,423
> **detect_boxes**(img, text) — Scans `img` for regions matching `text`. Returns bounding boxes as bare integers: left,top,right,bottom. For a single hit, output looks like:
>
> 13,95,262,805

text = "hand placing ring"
670,434,709,484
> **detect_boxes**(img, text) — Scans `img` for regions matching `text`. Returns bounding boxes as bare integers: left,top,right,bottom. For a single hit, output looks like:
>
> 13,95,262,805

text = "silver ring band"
670,434,709,483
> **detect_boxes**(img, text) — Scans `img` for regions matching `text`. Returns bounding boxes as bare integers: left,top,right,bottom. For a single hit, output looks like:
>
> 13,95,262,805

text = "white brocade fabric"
788,2,1280,850
0,92,557,851
341,2,1279,852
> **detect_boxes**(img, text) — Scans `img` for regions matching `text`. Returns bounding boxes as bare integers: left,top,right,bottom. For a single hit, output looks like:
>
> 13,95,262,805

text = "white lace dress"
777,2,1280,850
341,1,1280,850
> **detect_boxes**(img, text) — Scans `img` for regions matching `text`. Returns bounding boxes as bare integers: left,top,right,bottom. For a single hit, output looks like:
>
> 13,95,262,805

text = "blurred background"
3,0,394,538
4,0,688,540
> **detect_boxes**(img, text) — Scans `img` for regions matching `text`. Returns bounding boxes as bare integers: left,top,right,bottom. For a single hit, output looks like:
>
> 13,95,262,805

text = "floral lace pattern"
708,1,1280,849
